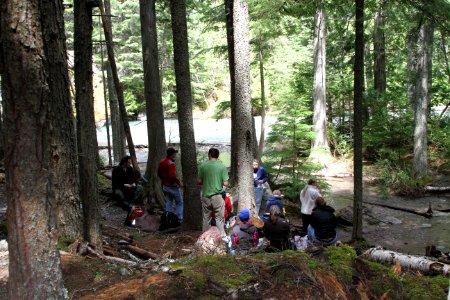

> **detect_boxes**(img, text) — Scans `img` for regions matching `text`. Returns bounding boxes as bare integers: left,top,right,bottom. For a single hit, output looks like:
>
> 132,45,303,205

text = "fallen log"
103,245,121,257
363,247,450,276
364,201,433,218
425,186,450,193
126,244,159,260
86,245,138,267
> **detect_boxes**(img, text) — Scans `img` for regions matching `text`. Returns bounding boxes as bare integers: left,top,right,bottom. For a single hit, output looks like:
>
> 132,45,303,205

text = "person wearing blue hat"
230,209,258,255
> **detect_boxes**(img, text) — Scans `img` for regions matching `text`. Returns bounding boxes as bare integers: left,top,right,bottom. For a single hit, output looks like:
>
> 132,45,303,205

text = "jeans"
163,185,183,223
255,185,265,214
307,225,337,247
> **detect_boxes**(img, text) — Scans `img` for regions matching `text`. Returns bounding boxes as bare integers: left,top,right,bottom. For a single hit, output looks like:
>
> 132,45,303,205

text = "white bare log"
363,248,450,275
425,186,450,192
86,245,138,267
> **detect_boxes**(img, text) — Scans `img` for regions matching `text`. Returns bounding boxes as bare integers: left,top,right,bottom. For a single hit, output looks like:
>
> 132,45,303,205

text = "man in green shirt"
197,148,229,237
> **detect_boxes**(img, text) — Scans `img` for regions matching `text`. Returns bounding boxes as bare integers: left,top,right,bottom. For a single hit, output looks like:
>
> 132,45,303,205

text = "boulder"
195,227,227,256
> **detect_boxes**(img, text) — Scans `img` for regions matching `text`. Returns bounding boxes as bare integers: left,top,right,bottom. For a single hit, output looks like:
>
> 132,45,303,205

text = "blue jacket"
253,166,268,187
263,195,284,216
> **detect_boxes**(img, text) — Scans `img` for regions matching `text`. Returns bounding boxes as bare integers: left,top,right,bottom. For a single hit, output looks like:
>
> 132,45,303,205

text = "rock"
134,212,160,232
336,206,353,226
384,216,402,225
0,240,7,252
119,267,130,276
195,226,227,256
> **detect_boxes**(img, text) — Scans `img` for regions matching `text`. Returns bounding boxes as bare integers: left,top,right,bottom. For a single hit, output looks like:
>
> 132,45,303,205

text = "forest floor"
0,160,449,299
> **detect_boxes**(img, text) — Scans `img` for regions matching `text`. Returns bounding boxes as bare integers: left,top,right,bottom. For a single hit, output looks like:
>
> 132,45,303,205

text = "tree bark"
42,0,83,241
233,0,255,213
311,0,330,157
413,20,433,178
104,0,125,164
373,2,386,95
258,45,266,159
225,0,237,184
74,0,103,247
140,0,167,207
99,0,140,175
407,18,419,107
170,0,202,230
352,0,365,241
0,0,66,297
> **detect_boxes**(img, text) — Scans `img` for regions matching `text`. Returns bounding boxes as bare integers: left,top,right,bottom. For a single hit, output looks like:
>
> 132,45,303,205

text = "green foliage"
325,245,357,284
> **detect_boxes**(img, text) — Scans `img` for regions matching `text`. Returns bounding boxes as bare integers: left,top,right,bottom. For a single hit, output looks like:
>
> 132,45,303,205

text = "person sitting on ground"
300,179,322,232
230,209,258,255
261,190,285,221
112,155,142,209
263,205,291,252
211,193,234,227
307,197,337,247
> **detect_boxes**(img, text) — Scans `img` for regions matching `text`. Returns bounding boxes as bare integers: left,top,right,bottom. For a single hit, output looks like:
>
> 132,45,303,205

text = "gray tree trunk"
75,0,102,248
373,3,386,95
258,46,266,159
363,42,372,123
312,0,329,155
225,0,237,184
140,0,167,207
0,0,66,297
407,20,419,107
104,0,125,164
170,0,202,229
352,0,365,241
413,20,433,178
42,0,83,241
233,0,255,213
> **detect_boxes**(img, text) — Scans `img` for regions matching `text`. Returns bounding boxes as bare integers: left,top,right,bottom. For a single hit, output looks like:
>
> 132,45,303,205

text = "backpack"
159,211,181,231
124,205,144,226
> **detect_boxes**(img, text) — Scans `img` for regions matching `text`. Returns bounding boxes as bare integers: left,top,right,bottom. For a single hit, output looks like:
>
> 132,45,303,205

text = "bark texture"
413,20,433,178
352,0,365,241
42,0,83,241
0,0,66,297
373,3,386,95
233,0,255,213
140,0,167,207
225,0,237,184
104,0,125,163
258,46,266,159
170,0,202,230
312,0,329,153
74,0,102,247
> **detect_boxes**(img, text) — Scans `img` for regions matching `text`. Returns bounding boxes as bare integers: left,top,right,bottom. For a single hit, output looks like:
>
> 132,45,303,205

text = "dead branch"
364,201,433,218
126,244,159,260
103,245,120,257
363,247,450,276
425,185,450,193
86,245,138,267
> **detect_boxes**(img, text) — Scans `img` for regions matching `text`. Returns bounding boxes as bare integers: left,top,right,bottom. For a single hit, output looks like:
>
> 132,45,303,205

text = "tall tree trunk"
363,42,372,124
42,0,83,241
373,2,386,95
258,45,266,159
104,0,125,164
0,0,66,297
99,0,140,175
352,0,365,241
106,61,125,163
225,0,237,184
413,20,433,178
311,0,330,158
74,0,102,247
170,0,202,230
140,0,167,207
233,0,255,213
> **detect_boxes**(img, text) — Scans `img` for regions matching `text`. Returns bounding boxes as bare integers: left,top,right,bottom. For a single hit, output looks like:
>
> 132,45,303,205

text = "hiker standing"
253,159,268,214
299,179,322,232
197,148,229,237
112,155,142,209
158,147,183,223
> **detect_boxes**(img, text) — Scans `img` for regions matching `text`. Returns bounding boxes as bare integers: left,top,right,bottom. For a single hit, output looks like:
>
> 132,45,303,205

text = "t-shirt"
299,185,321,215
198,160,229,198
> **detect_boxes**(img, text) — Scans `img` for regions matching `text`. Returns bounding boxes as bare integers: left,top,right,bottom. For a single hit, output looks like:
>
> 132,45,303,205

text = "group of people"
112,148,337,254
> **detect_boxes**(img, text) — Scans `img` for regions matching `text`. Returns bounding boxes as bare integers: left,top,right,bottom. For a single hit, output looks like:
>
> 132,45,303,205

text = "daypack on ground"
159,211,180,231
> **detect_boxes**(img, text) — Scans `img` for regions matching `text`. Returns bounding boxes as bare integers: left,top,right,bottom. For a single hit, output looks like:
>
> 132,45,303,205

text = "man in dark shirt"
307,197,337,247
112,155,141,209
263,205,290,251
158,148,183,223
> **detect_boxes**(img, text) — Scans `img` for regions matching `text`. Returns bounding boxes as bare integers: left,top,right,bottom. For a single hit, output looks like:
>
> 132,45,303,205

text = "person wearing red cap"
158,147,183,223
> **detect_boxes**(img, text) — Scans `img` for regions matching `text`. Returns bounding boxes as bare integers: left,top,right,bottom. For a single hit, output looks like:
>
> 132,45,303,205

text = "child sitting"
261,190,285,221
230,209,258,255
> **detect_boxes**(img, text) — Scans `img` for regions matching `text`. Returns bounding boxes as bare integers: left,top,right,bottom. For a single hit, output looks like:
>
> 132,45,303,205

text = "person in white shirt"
300,179,322,232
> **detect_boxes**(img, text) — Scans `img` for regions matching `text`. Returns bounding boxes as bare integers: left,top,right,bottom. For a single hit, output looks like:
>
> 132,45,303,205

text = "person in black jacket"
112,156,142,209
307,197,337,246
263,205,290,252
